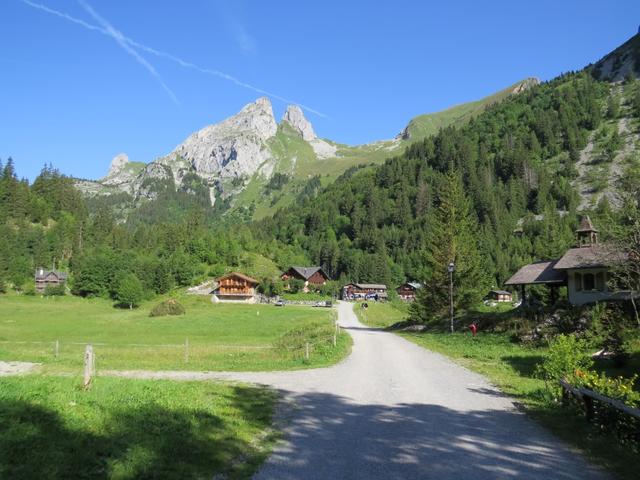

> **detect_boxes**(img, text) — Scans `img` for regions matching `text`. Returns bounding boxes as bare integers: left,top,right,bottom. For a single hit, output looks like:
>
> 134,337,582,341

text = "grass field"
0,294,351,372
355,301,407,328
0,375,277,479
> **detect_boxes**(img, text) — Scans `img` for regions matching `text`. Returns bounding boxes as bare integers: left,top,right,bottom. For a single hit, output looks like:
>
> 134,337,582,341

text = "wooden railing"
559,378,640,422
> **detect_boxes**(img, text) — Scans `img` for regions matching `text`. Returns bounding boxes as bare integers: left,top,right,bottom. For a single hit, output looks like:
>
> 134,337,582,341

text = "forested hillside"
3,60,640,314
254,71,640,313
0,160,309,300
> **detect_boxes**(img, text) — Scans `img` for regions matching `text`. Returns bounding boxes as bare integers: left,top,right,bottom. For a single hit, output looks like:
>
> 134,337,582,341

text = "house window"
595,272,606,291
575,273,582,292
583,273,595,291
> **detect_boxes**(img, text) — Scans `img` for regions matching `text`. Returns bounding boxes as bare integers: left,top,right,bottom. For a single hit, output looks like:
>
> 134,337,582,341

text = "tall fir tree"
411,170,488,323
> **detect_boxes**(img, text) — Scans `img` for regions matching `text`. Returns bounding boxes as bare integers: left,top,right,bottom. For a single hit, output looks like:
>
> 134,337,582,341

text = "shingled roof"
576,215,598,233
504,260,566,286
554,246,625,270
287,266,328,280
34,269,68,281
216,272,259,285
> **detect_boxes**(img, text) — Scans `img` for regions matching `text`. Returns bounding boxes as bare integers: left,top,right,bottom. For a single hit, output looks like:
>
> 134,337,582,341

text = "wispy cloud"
76,0,179,105
19,0,326,117
232,23,256,56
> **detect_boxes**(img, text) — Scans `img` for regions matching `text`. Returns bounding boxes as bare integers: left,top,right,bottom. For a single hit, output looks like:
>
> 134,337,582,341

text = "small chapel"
505,216,630,306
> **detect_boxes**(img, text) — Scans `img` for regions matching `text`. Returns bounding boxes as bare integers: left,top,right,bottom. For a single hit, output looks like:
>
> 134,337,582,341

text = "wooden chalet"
505,216,630,306
342,283,388,301
34,268,67,293
396,282,422,301
213,272,259,303
486,290,513,303
281,266,329,292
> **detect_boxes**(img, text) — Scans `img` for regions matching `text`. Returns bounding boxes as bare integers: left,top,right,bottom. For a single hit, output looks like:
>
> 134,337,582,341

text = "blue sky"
2,0,639,181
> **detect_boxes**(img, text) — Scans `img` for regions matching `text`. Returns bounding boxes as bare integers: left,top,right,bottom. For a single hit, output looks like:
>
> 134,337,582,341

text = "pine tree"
411,170,488,324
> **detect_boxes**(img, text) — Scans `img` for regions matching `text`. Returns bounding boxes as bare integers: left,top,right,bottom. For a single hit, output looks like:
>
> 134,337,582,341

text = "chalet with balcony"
281,266,329,292
396,282,422,301
212,272,259,303
34,268,68,294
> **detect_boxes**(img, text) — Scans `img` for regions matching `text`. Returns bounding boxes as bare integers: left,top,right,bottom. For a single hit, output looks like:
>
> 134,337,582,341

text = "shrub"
288,278,305,294
585,303,633,367
573,370,640,451
43,284,66,296
535,334,593,398
22,282,36,296
149,299,186,317
114,273,144,309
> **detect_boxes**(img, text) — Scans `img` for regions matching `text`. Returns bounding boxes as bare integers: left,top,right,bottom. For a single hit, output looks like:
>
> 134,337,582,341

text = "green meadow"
0,375,277,479
0,294,351,372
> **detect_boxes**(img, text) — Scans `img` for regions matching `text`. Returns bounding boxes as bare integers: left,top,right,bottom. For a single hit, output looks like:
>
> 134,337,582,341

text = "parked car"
314,300,333,307
274,299,285,307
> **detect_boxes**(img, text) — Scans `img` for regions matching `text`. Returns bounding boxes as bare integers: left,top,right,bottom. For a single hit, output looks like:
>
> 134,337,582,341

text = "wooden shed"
486,290,513,303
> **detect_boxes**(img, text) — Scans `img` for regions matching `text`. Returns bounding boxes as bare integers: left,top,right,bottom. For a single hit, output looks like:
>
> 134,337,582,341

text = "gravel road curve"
107,302,610,479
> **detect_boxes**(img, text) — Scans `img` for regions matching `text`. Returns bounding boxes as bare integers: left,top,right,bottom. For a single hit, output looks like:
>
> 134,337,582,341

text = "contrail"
20,0,326,117
76,0,179,105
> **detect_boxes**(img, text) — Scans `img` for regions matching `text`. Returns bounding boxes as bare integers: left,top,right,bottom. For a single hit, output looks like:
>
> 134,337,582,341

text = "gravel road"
107,302,609,479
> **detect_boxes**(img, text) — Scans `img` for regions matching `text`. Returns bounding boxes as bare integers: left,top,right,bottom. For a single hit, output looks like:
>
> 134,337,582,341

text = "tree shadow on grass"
502,354,546,378
0,385,273,480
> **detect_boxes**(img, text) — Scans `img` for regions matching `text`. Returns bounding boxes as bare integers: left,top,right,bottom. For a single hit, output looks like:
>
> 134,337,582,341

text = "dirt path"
0,361,40,376
105,302,609,479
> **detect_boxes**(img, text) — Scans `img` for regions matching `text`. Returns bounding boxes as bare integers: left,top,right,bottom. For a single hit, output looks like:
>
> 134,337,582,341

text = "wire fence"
0,323,346,368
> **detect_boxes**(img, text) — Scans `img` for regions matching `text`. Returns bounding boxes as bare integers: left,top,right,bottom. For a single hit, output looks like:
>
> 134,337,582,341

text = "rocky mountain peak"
107,153,129,177
228,96,278,141
511,77,540,94
282,105,316,141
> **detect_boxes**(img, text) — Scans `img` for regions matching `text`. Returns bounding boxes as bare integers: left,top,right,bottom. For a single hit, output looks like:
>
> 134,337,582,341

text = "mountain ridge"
75,77,541,217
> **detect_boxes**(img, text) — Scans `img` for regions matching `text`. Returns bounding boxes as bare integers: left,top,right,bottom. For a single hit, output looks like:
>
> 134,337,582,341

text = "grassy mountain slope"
400,78,539,141
231,79,539,220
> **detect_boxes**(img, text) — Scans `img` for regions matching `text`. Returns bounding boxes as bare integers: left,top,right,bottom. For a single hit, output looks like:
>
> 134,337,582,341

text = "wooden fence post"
185,338,189,364
584,396,595,421
54,339,59,360
305,342,310,361
83,344,94,389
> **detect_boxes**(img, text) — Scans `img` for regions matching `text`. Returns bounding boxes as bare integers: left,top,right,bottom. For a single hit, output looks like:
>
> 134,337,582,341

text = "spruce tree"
411,170,487,324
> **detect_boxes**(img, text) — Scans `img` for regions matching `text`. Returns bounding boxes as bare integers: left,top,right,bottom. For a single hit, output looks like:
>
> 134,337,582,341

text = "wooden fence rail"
559,378,640,422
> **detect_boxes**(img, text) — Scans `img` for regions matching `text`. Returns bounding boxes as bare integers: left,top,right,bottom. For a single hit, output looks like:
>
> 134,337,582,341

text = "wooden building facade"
213,272,259,303
342,283,388,301
34,268,68,294
396,282,422,301
281,266,329,292
487,290,513,303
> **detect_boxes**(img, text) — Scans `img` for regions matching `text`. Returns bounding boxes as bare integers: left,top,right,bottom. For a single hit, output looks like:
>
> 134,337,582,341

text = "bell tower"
576,215,598,247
